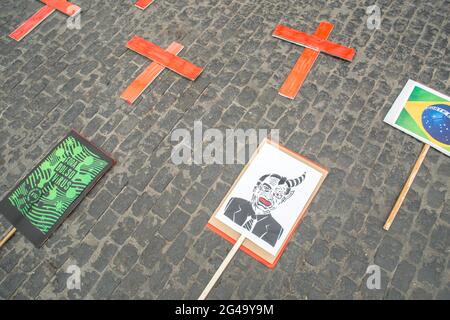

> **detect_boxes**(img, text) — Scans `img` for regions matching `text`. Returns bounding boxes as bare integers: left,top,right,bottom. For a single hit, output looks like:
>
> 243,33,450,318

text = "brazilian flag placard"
0,131,114,247
384,80,450,157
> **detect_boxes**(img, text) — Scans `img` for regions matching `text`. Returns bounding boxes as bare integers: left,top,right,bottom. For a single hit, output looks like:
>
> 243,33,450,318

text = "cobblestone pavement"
0,0,449,300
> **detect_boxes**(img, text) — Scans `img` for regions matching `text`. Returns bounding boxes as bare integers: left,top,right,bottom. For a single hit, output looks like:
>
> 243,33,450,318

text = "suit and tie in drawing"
224,172,306,247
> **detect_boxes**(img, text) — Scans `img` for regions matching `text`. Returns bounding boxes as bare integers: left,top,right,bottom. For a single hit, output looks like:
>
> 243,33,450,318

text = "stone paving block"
110,216,139,245
0,272,27,299
91,241,119,273
333,276,358,300
112,243,139,276
158,208,190,241
410,287,433,300
391,260,416,293
113,264,148,299
90,269,120,300
88,190,114,219
111,187,138,215
90,209,119,240
139,235,167,268
374,235,404,272
385,287,405,300
166,232,192,266
305,239,329,267
436,283,450,300
417,254,446,288
429,224,450,254
151,187,183,220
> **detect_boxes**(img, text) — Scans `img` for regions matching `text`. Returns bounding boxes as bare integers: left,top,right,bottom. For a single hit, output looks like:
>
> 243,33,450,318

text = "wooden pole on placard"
383,144,430,231
199,234,246,300
0,227,17,248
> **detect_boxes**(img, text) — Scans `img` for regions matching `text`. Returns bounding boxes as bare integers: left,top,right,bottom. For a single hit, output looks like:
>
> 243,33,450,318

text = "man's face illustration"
251,175,293,214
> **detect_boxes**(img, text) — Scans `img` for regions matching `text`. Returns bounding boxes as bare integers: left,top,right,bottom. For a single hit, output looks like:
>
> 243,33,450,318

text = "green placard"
0,131,114,247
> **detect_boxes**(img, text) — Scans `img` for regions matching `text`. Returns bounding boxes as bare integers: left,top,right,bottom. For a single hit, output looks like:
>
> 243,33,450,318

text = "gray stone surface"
0,0,449,300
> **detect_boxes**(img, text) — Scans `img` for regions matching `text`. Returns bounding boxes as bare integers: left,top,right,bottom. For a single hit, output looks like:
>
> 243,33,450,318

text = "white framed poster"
207,139,328,268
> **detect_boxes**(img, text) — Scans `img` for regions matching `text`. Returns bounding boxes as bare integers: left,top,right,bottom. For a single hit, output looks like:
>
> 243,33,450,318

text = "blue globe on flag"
421,104,450,145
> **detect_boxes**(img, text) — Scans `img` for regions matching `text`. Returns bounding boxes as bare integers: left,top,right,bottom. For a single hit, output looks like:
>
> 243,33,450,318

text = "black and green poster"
0,131,114,247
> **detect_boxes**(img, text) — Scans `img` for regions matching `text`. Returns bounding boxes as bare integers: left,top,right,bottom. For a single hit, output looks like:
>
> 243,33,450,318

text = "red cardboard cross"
272,21,356,99
9,0,81,41
134,0,153,10
121,36,204,104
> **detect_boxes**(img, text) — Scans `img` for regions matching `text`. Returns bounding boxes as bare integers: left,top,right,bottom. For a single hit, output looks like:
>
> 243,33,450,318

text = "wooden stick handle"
199,234,246,300
0,227,17,248
383,144,430,231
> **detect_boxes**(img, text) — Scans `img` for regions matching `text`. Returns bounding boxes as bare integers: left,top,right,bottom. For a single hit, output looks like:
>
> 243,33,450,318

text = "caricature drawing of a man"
224,172,306,247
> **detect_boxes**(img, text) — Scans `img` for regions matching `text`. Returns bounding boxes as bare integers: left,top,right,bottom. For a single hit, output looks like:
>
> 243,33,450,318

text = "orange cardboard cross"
272,21,356,99
121,36,204,104
134,0,153,10
9,0,81,41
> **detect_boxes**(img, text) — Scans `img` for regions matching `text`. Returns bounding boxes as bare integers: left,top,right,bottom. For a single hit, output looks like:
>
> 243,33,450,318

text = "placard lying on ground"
0,131,114,247
384,79,450,157
207,139,328,268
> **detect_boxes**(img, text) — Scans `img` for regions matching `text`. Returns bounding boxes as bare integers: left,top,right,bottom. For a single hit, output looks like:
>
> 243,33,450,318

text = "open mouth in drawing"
258,197,272,207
